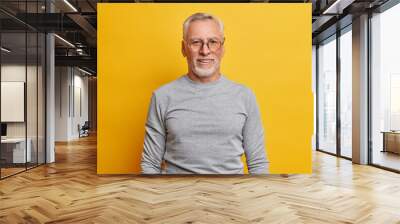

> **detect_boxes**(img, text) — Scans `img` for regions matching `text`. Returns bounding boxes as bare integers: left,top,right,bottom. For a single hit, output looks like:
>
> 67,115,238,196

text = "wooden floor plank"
0,134,400,223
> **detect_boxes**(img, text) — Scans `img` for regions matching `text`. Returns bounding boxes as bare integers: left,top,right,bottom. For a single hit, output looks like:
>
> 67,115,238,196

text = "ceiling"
1,0,97,74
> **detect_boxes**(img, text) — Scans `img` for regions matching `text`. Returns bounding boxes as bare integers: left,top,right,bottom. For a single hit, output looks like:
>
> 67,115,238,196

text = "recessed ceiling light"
323,0,354,15
78,67,93,76
1,47,11,53
63,0,78,12
54,34,75,48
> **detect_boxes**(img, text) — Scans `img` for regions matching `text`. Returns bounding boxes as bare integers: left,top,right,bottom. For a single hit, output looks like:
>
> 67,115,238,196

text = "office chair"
79,121,90,138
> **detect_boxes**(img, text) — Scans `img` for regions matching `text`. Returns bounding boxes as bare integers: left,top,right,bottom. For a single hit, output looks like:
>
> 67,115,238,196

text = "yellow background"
98,3,312,174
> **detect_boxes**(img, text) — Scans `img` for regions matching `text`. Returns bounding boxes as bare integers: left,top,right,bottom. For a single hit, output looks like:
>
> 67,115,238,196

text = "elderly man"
140,12,268,174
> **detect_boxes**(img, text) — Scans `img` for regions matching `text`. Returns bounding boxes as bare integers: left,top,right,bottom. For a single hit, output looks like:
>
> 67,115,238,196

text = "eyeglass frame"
183,37,225,52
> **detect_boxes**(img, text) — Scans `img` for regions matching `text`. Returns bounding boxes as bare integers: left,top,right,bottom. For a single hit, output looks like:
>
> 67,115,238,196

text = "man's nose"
199,42,210,55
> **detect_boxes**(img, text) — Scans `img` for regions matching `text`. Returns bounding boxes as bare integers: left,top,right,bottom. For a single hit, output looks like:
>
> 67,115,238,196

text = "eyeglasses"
185,38,224,52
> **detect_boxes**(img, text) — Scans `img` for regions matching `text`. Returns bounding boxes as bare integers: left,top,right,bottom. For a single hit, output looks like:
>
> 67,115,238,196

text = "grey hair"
183,12,224,40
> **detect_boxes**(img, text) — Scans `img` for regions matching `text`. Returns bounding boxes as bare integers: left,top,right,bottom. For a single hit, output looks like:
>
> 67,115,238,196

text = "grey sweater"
140,74,268,174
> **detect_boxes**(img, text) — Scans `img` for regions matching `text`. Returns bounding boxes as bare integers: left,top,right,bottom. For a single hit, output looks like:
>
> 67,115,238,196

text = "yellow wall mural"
98,3,312,174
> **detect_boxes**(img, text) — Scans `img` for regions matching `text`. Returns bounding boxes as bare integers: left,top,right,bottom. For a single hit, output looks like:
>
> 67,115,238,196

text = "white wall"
55,67,89,141
73,72,89,137
55,66,70,141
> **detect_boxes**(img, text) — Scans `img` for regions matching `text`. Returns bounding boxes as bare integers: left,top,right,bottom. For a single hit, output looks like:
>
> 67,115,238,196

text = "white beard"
193,66,215,77
192,58,220,78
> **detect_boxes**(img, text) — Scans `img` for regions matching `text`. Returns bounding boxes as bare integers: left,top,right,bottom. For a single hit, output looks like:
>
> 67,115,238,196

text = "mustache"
195,57,216,59
193,58,218,63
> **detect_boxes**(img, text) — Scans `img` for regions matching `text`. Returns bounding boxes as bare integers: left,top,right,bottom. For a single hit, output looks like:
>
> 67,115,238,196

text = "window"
339,28,352,158
371,2,400,171
317,35,337,154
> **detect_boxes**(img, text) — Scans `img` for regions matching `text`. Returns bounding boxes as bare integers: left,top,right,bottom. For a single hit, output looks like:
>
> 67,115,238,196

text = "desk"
382,131,400,154
1,138,31,163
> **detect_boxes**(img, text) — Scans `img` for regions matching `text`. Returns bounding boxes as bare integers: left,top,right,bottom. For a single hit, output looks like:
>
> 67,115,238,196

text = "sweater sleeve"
243,89,269,174
140,93,167,174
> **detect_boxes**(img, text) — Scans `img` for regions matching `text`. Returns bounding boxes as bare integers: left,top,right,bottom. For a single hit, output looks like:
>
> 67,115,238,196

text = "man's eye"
191,41,202,45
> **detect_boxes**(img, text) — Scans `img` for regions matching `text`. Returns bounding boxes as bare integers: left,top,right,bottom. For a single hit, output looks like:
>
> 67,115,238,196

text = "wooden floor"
0,167,26,178
1,163,45,178
1,135,400,223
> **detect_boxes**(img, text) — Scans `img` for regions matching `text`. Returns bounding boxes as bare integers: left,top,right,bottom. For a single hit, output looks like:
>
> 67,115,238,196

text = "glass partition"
1,30,28,177
0,1,46,179
317,35,337,154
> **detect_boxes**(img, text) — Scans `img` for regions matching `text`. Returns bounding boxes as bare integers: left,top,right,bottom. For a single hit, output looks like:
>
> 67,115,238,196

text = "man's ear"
181,41,187,57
